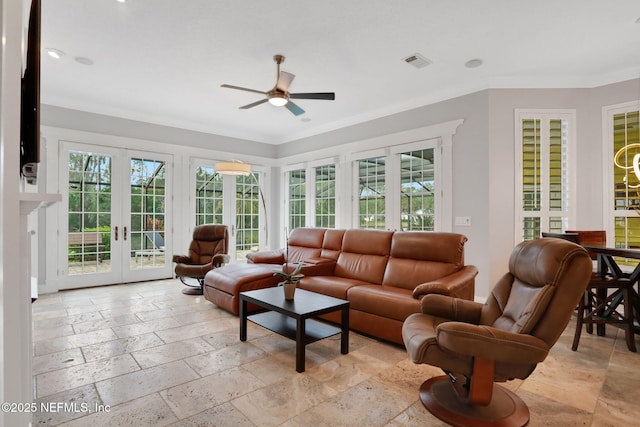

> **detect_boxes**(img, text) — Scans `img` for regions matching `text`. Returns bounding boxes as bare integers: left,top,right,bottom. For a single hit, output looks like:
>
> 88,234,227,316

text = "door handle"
231,224,236,237
115,226,118,241
124,226,127,241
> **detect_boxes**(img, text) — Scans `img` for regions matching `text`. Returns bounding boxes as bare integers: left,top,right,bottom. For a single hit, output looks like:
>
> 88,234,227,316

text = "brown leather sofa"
203,227,478,344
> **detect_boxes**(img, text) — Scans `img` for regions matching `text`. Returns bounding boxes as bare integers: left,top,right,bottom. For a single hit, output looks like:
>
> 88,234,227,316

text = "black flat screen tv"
20,0,41,185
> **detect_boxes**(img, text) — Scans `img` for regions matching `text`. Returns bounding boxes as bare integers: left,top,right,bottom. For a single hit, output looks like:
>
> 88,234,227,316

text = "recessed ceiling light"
46,48,65,59
74,57,94,66
301,117,311,122
465,59,483,69
116,0,126,3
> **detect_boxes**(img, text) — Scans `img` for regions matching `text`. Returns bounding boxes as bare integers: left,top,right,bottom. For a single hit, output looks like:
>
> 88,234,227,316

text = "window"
282,161,338,232
315,164,336,228
357,156,386,229
608,106,640,248
352,139,443,231
401,148,435,231
287,169,306,230
194,165,223,225
235,172,262,260
515,110,575,242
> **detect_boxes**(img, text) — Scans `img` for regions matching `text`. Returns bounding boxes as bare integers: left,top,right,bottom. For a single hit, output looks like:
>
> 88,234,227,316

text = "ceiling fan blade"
289,92,335,100
285,100,305,116
221,84,266,95
239,98,268,109
276,71,295,92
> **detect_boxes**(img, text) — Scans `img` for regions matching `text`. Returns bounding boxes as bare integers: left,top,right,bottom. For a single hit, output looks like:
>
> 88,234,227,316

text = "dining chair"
565,230,637,352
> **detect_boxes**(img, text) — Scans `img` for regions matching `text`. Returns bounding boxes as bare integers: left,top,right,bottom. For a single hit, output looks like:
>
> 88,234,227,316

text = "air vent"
402,53,432,69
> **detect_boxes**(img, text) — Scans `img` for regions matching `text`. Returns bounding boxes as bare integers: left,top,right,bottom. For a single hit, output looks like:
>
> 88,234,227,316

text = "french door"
59,142,173,289
191,160,267,263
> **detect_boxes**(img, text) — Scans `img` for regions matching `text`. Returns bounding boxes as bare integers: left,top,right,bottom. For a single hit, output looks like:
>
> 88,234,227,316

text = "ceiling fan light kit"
221,54,335,116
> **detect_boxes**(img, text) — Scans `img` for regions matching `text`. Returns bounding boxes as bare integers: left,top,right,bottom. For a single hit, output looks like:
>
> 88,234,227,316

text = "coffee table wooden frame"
239,287,349,372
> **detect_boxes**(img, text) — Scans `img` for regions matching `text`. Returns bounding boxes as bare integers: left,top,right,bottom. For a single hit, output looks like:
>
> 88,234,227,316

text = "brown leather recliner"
402,238,592,427
172,225,230,295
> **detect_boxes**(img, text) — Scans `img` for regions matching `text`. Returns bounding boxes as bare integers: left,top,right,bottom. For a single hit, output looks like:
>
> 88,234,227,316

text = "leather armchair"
402,238,592,426
173,225,230,295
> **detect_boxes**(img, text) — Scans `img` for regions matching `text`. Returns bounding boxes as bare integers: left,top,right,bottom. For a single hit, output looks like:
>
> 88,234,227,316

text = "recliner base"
179,277,204,295
419,376,529,427
181,286,203,295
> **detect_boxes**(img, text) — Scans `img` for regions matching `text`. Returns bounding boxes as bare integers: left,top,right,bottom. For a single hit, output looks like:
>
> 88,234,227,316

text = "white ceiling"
40,0,640,145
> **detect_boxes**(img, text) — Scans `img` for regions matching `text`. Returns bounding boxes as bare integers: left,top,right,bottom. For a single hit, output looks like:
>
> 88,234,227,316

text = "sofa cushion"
286,227,326,262
348,285,420,322
335,229,393,284
320,229,345,260
298,275,371,300
382,232,466,289
204,263,278,294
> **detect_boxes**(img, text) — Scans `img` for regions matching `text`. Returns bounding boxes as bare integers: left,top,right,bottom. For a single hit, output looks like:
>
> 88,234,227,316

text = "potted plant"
274,262,304,300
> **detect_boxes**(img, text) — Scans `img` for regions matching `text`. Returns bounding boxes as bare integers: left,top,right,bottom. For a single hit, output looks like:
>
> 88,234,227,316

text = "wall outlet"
455,216,472,226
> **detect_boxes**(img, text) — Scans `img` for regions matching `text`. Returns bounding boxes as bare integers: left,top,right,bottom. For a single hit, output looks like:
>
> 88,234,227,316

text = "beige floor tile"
57,393,178,427
32,311,104,329
34,328,118,356
155,318,237,343
231,373,337,427
160,367,265,419
131,337,213,369
33,384,103,426
111,317,182,338
71,313,140,334
282,377,410,427
95,360,199,406
32,323,75,341
32,347,85,375
36,353,140,398
183,342,266,376
167,402,255,427
81,332,165,362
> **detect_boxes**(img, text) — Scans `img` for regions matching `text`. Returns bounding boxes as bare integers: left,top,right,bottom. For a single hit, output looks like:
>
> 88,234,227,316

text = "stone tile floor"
31,279,640,426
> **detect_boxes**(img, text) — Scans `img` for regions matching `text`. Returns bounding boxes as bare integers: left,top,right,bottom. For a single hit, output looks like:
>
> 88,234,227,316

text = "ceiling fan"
221,54,335,116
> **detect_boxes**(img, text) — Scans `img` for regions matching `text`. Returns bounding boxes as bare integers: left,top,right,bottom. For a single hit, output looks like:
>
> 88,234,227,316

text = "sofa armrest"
297,258,337,276
420,294,483,324
246,250,284,264
172,254,191,264
437,322,549,364
412,265,478,300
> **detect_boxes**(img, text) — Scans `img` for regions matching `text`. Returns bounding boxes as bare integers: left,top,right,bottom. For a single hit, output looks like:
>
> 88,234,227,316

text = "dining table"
581,245,640,337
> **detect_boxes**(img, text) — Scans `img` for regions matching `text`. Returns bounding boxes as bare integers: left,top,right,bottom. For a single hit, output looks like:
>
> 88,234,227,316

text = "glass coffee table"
239,287,350,372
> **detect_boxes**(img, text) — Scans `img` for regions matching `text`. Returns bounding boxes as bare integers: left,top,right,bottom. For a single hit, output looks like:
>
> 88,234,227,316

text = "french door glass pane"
315,165,336,228
288,169,306,230
67,151,112,275
358,157,385,229
195,166,223,225
400,149,435,231
236,173,260,261
130,157,166,270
